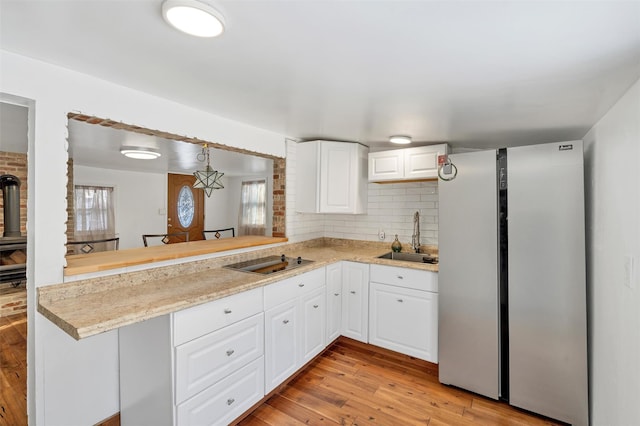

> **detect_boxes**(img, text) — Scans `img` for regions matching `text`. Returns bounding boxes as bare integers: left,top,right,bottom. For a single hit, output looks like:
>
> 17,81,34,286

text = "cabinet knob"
227,398,235,406
397,275,404,280
283,319,290,324
350,291,356,294
334,293,339,296
223,308,232,314
226,349,235,356
397,299,404,303
298,283,305,287
313,304,319,308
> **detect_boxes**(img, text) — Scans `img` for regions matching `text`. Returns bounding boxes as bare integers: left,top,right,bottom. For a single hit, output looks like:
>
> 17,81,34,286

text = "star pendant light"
193,144,224,197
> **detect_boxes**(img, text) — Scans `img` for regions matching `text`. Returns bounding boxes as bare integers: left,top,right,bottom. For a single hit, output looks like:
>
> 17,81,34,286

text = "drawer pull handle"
226,349,235,356
397,299,404,303
227,398,235,406
298,283,305,287
313,304,319,308
223,308,232,314
350,291,356,294
397,275,404,280
283,319,290,324
334,293,340,296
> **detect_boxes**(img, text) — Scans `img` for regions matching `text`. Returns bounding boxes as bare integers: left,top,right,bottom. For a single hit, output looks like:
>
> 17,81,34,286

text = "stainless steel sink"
377,252,438,264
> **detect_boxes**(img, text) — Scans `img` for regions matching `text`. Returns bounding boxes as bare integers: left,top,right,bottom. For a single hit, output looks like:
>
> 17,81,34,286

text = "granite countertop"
39,238,438,340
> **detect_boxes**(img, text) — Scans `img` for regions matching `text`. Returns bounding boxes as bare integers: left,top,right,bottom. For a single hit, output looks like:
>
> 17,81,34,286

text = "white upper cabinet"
368,143,449,182
296,141,369,214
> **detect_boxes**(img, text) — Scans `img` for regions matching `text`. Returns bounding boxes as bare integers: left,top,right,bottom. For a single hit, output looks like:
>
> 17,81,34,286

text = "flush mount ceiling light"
120,146,162,160
193,144,224,197
162,0,226,38
389,135,412,145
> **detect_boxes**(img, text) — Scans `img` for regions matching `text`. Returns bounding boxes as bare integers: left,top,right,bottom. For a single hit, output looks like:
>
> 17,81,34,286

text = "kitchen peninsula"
42,238,438,340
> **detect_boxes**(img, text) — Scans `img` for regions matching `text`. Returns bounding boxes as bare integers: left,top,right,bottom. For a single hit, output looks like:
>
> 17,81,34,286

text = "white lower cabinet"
264,299,298,391
342,261,369,343
325,262,343,342
264,268,326,393
369,264,439,363
119,287,265,426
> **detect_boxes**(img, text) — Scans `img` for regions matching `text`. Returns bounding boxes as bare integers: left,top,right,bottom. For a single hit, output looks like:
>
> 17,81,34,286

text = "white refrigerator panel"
507,141,588,425
438,149,500,399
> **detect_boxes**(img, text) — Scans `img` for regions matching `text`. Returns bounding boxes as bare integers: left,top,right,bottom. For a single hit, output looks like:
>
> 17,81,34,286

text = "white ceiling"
67,119,272,176
1,1,640,150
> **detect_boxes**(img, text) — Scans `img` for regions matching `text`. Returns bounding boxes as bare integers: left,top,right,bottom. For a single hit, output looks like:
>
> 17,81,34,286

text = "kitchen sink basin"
224,254,314,275
378,252,438,264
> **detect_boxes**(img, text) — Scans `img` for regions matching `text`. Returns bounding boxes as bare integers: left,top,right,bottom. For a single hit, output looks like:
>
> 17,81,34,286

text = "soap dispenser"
391,235,402,252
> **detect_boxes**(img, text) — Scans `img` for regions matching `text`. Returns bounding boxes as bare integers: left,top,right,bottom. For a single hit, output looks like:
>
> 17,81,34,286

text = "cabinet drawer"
175,313,264,404
370,264,437,292
264,268,325,310
173,287,263,346
176,356,264,426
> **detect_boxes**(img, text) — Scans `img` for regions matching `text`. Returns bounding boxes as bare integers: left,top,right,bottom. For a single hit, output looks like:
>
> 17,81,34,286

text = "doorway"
167,173,204,243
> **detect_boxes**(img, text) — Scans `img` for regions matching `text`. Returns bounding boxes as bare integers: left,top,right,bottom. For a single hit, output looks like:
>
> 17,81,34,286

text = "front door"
167,173,204,243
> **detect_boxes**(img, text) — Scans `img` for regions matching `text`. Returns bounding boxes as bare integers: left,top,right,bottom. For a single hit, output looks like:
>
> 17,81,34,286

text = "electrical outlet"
624,255,636,289
378,230,385,240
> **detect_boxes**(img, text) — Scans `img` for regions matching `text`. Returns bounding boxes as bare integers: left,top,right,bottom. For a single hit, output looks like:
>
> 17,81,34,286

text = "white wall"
583,77,640,425
286,139,440,247
0,50,285,426
74,165,167,249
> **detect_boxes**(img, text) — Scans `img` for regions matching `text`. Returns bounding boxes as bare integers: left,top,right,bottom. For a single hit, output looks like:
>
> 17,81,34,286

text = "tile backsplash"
285,140,439,246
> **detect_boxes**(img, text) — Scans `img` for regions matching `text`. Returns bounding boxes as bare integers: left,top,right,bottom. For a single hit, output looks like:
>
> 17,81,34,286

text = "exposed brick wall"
0,151,28,236
66,158,75,253
272,158,286,237
0,284,26,317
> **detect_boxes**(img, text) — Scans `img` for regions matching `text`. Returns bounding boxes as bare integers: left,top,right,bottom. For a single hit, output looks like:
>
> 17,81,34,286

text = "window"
74,185,115,238
238,179,266,236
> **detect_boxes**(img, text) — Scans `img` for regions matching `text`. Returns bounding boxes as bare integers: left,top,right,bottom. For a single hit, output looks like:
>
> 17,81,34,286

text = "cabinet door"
342,262,369,343
320,142,355,213
368,149,404,181
403,146,442,180
369,282,438,363
326,263,343,343
300,287,326,364
264,300,298,393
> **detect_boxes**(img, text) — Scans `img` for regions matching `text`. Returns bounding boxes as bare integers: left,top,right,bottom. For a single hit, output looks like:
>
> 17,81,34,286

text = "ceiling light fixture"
120,146,161,160
162,0,226,38
193,144,224,197
389,135,412,145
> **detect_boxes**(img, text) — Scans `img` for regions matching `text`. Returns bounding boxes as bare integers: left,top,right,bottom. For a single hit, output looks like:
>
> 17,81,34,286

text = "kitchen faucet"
411,211,420,253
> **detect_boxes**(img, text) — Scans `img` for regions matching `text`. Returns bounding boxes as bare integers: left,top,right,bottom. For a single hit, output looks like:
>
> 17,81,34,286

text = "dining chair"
202,227,235,240
66,237,120,254
142,232,189,247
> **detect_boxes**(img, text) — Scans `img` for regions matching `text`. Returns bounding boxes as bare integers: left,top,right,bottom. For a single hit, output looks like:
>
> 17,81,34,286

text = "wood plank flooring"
238,338,564,426
0,315,564,426
0,312,27,426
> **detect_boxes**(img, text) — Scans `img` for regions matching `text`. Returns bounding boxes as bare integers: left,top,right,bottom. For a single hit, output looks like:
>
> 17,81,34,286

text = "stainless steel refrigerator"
438,141,588,425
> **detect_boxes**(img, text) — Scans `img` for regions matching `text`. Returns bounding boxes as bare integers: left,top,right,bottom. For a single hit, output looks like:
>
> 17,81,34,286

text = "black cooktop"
224,254,314,275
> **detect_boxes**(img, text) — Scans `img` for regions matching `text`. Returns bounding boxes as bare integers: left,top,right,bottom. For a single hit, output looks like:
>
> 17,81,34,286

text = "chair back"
202,227,235,240
142,232,189,247
67,237,120,255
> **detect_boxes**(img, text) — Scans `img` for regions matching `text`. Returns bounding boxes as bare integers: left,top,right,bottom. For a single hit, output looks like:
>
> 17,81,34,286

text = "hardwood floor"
238,338,563,426
0,312,27,426
0,316,563,426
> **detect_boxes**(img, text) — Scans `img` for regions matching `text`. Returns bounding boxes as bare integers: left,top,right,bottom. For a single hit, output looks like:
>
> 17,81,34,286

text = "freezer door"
438,149,499,399
507,141,588,425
